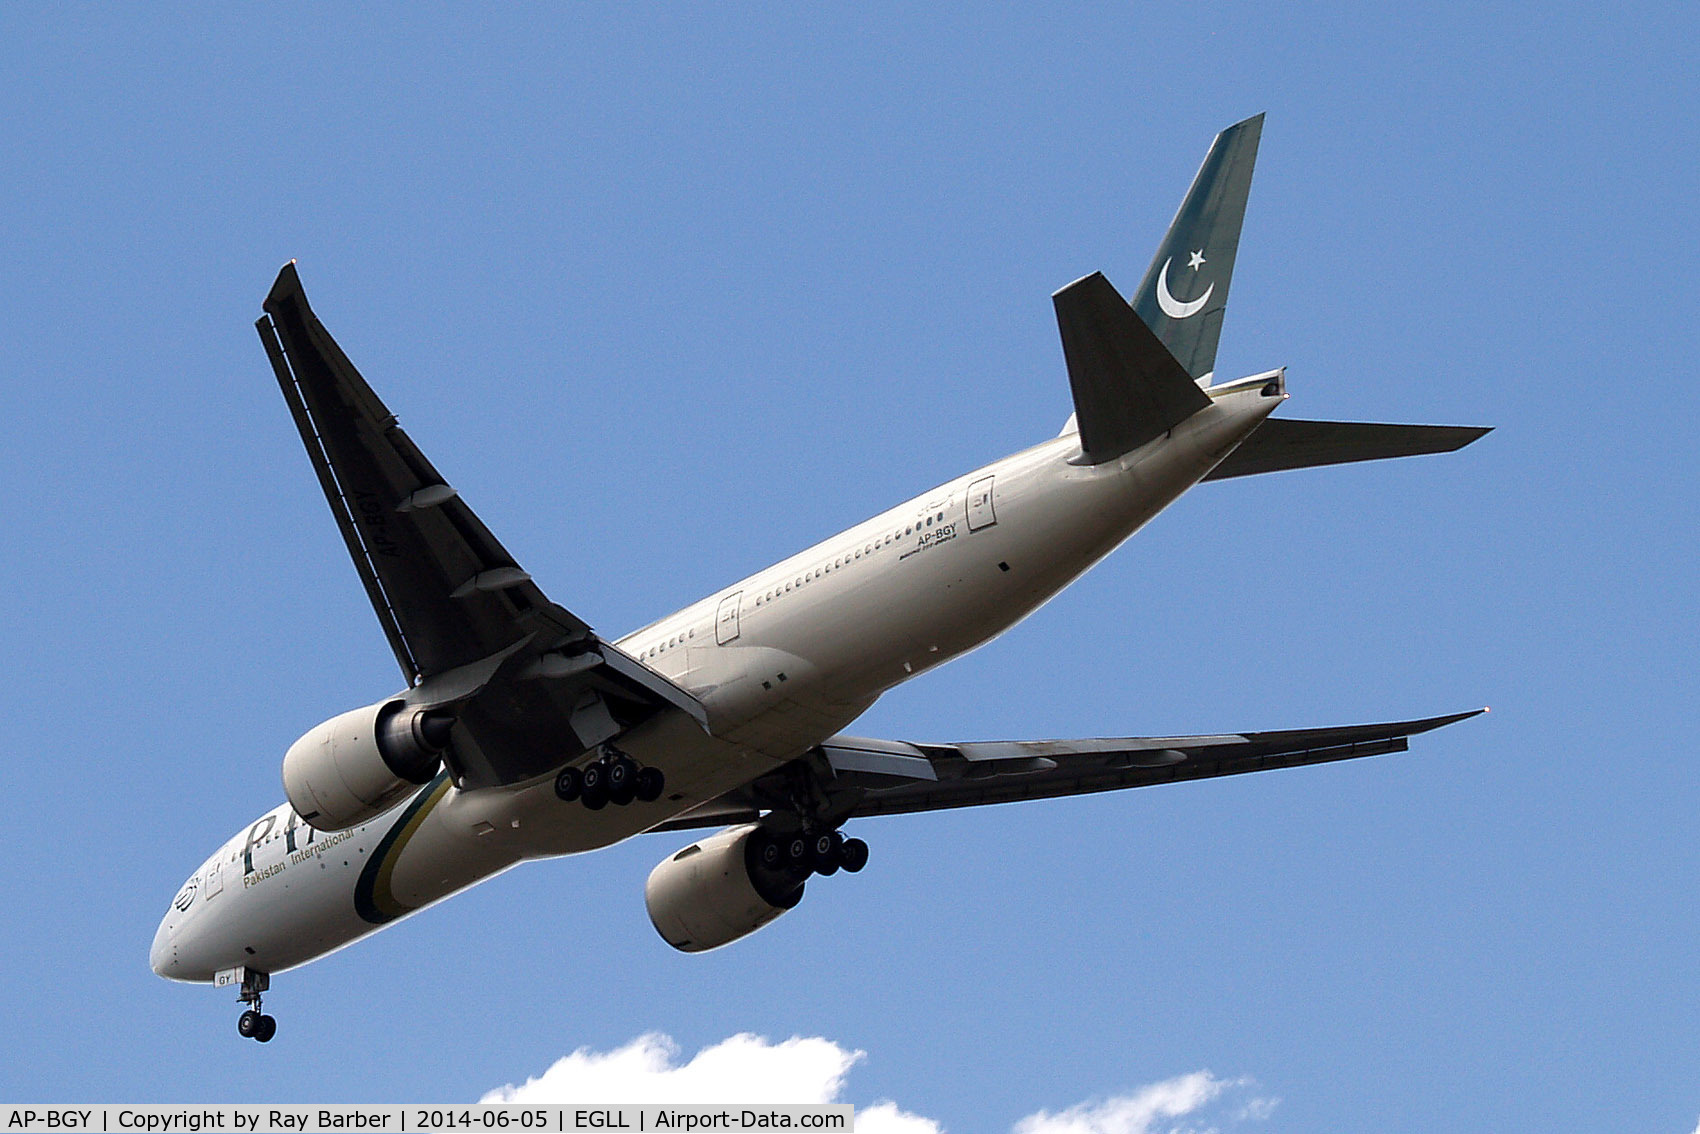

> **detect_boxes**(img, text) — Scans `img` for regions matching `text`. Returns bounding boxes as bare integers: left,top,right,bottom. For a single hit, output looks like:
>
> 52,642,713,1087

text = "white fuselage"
151,379,1280,982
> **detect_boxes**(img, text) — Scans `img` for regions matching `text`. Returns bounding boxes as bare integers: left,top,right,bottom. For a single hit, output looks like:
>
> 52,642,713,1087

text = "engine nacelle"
282,699,455,832
645,825,804,952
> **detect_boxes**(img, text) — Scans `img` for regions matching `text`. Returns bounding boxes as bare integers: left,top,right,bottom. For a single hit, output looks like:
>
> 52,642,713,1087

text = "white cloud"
482,1032,860,1106
482,1033,940,1132
854,1103,947,1134
1235,1095,1281,1123
1013,1071,1279,1134
482,1033,1274,1134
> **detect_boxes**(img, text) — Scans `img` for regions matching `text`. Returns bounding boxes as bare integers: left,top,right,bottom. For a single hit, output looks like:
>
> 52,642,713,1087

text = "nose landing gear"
233,969,277,1043
237,1009,276,1043
554,746,665,810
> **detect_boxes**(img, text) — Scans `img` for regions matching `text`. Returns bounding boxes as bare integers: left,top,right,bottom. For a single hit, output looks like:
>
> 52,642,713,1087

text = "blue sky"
2,5,1697,1130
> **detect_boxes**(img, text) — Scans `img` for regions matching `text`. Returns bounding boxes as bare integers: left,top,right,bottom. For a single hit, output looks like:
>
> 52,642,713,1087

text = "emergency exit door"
715,592,742,644
967,475,997,531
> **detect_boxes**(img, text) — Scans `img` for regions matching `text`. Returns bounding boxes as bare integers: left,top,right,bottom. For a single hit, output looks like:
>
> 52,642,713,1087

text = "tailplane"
1130,113,1263,385
1053,115,1491,476
1203,418,1491,481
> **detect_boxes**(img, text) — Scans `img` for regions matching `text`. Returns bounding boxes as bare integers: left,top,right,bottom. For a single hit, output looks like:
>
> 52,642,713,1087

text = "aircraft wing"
258,263,704,789
652,709,1484,831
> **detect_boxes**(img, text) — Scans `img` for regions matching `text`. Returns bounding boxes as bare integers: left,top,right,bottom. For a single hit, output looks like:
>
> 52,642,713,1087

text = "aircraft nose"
150,914,177,979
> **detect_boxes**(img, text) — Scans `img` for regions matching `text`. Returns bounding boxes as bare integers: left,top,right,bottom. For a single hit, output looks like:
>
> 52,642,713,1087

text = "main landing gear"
751,826,869,879
235,970,276,1043
554,745,665,811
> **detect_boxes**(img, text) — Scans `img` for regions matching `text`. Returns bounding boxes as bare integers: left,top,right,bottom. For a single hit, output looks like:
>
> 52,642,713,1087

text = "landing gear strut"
234,970,277,1043
554,746,665,810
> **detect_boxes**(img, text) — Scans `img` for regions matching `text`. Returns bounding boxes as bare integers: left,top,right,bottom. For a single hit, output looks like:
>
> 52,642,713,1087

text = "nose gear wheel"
234,971,277,1043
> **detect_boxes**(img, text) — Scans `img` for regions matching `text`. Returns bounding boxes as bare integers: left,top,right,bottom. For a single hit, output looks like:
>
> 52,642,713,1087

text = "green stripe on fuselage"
354,772,452,925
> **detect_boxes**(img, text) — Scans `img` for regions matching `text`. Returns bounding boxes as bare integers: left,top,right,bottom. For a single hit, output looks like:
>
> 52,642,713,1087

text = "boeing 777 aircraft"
151,116,1488,1043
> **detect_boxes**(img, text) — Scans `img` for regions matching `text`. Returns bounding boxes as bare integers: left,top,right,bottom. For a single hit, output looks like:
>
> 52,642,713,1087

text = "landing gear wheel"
255,1015,277,1043
634,766,665,803
840,837,869,873
553,766,582,802
607,768,636,806
595,754,637,806
579,760,607,810
754,831,783,870
810,831,839,875
238,1010,260,1039
783,835,809,870
606,755,635,791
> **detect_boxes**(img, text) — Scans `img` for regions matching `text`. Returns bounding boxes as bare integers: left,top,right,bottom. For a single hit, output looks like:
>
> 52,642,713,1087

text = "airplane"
150,115,1488,1043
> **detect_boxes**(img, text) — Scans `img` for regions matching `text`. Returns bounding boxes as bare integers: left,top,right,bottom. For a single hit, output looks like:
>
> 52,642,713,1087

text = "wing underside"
258,263,704,789
652,710,1485,832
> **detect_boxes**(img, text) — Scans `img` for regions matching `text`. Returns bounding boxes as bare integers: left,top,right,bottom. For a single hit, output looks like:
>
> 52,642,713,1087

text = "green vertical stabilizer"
1130,114,1263,383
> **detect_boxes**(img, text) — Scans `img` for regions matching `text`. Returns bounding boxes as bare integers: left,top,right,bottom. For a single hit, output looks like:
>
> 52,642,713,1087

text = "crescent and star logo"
1156,249,1213,319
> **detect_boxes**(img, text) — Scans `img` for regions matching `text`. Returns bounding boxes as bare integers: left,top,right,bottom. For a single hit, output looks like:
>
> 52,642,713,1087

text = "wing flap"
818,738,939,783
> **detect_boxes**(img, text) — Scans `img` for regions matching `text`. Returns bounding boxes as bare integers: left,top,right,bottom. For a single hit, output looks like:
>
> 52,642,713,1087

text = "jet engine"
645,825,806,952
281,700,455,831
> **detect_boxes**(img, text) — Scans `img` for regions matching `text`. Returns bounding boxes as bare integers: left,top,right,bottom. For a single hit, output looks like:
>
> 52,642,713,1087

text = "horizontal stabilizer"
1204,417,1491,481
1054,272,1211,464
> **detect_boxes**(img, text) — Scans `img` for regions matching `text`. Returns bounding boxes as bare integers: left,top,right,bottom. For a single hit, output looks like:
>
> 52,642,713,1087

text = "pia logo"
1155,251,1214,319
